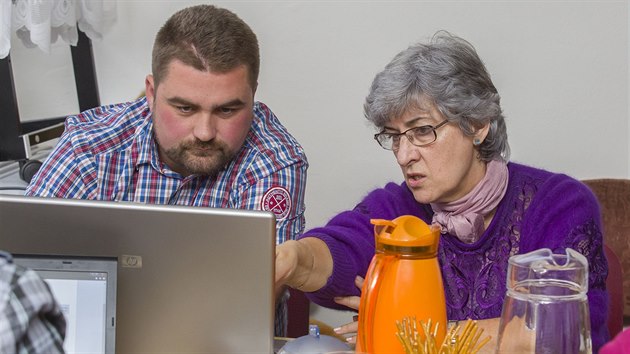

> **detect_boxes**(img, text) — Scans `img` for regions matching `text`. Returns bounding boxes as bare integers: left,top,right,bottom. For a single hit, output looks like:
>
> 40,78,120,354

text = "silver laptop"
13,256,117,354
0,195,276,353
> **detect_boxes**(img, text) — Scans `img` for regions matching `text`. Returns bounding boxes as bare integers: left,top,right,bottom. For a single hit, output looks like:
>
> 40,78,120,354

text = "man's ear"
145,75,155,109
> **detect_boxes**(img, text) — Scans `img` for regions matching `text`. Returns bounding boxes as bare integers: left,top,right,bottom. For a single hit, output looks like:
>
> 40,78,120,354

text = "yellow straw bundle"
395,317,491,354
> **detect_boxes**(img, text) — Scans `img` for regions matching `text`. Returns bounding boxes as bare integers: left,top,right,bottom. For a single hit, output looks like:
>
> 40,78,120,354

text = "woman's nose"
395,136,420,166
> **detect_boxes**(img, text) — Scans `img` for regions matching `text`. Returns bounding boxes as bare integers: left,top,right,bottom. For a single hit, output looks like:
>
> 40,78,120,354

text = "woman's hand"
275,241,299,285
274,240,300,300
332,276,364,344
274,238,333,294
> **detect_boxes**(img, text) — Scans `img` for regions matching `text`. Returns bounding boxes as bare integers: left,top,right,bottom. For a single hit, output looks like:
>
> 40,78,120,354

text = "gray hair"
364,31,510,161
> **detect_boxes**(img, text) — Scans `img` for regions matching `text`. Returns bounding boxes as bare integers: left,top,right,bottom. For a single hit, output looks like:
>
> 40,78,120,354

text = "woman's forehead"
390,99,440,122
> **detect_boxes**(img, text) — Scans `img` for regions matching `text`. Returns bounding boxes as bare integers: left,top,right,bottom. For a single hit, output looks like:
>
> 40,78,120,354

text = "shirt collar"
132,101,179,177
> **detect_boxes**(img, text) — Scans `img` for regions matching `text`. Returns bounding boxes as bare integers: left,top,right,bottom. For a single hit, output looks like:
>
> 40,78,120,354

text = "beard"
159,138,235,178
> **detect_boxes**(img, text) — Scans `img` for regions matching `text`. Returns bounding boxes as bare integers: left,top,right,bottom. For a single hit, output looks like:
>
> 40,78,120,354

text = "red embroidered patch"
262,186,291,220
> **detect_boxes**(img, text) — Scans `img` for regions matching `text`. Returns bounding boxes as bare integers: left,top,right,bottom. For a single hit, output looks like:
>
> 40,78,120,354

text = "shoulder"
247,102,307,161
0,252,47,298
508,162,596,204
507,162,602,251
0,253,66,354
63,97,151,155
249,102,304,151
0,251,17,289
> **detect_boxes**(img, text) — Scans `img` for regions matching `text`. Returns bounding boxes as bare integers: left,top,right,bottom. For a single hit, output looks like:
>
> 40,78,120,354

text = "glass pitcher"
356,215,446,353
496,248,592,354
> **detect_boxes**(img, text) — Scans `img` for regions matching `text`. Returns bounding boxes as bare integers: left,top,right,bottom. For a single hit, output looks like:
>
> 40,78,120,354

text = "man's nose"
193,115,216,142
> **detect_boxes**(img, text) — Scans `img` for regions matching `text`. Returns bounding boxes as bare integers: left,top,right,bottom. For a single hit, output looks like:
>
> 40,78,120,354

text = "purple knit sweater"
299,162,609,351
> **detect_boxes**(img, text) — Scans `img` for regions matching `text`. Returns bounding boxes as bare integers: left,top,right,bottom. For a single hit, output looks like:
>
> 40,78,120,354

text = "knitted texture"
300,162,609,352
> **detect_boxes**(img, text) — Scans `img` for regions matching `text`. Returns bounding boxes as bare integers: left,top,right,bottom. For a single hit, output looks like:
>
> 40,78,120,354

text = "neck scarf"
431,159,509,243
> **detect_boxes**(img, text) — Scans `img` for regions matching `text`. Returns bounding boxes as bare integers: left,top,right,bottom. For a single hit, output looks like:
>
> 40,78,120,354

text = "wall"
9,0,630,327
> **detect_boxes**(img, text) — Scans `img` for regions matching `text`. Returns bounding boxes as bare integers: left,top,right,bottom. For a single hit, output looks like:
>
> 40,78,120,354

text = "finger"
354,275,364,289
334,295,361,310
274,241,297,285
334,319,358,335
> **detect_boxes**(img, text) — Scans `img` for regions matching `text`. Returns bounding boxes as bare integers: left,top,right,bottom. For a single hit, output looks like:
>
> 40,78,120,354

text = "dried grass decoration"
395,317,491,354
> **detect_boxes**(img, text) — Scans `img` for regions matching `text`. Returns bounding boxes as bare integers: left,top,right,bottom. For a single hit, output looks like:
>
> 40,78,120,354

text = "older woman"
275,31,609,351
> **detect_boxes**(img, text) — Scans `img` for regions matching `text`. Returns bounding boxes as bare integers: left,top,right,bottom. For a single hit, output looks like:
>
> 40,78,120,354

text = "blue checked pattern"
26,98,308,336
26,98,308,245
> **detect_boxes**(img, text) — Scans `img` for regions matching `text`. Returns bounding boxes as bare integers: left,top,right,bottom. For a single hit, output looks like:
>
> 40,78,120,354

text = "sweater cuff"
301,234,363,309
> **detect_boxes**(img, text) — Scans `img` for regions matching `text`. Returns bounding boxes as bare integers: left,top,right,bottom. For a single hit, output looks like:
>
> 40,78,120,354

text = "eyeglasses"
374,119,449,151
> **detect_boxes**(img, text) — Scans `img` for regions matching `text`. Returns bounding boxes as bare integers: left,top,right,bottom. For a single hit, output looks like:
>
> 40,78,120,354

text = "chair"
582,179,630,326
604,244,624,337
287,287,310,338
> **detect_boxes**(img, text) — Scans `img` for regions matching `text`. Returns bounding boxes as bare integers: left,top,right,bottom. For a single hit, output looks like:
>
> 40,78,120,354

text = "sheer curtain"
0,0,117,59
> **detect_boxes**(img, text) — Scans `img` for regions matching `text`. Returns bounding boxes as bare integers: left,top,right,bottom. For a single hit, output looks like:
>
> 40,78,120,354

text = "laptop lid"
0,195,276,353
12,255,117,354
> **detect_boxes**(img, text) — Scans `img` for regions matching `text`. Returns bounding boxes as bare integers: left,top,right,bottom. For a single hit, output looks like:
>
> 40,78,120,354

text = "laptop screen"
13,256,117,354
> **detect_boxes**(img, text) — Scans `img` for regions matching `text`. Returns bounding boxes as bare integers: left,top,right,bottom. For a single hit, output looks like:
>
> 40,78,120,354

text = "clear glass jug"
496,248,592,354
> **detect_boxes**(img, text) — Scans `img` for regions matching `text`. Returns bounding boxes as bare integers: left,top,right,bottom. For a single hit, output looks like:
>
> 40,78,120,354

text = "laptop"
13,256,117,353
0,195,276,353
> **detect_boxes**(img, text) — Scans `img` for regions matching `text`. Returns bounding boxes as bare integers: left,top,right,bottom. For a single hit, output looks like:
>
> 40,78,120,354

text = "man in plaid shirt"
26,4,308,336
0,251,66,354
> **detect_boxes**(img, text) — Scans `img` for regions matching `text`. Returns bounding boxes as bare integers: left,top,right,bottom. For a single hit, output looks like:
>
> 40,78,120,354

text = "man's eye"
177,106,193,113
219,107,235,115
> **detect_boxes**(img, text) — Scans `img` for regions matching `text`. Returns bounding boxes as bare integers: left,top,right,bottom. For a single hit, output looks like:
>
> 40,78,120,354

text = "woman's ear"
473,122,491,145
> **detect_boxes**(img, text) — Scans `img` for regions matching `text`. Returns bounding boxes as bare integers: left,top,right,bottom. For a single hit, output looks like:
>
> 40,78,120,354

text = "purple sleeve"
298,182,429,310
518,174,610,352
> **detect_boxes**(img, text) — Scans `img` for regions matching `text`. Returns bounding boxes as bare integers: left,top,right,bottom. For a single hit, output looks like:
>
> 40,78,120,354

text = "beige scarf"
431,160,509,243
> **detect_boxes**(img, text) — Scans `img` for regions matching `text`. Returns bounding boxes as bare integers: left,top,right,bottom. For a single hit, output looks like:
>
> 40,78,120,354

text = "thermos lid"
371,215,440,248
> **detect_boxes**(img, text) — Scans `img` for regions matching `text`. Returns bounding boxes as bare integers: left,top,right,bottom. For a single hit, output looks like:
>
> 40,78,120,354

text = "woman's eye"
414,126,434,135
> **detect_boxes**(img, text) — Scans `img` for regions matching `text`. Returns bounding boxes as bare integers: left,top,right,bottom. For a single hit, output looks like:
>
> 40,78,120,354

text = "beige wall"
10,0,630,327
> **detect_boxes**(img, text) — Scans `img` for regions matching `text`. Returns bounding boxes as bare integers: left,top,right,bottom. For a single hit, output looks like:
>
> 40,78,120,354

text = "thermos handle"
356,254,393,352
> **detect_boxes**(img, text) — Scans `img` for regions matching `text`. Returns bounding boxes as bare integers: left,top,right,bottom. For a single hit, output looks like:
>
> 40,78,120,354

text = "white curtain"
0,0,117,59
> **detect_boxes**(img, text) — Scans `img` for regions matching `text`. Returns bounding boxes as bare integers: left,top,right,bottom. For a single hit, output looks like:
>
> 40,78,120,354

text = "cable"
0,186,27,191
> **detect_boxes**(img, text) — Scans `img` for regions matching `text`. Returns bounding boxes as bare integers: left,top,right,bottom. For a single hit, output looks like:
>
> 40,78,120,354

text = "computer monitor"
0,195,276,353
13,255,117,354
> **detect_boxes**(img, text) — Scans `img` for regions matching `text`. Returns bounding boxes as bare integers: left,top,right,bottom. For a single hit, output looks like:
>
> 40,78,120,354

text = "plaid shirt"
26,98,308,245
0,252,66,354
25,98,308,335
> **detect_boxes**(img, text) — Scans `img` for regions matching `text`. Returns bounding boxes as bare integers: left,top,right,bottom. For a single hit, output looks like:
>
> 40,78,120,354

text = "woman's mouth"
406,173,426,188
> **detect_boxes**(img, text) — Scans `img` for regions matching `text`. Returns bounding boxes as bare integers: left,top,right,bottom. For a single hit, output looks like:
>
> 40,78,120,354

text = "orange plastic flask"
356,215,447,353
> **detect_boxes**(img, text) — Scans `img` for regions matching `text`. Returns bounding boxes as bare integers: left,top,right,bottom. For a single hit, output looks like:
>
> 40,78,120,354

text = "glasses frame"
374,119,449,151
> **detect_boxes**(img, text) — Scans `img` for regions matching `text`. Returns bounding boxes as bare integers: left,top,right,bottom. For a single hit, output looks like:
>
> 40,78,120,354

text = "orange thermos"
356,215,447,353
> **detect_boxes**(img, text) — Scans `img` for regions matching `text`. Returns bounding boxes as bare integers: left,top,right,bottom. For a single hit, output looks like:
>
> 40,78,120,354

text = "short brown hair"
152,5,259,89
